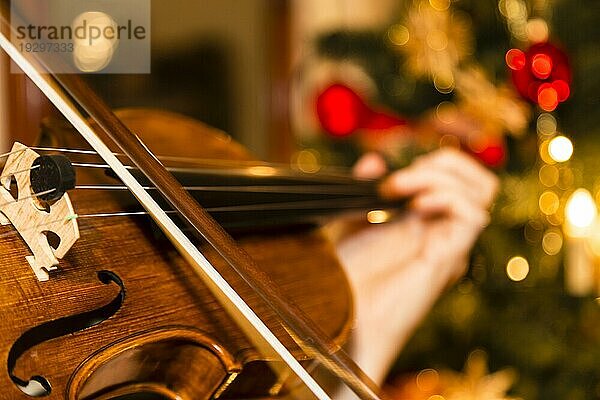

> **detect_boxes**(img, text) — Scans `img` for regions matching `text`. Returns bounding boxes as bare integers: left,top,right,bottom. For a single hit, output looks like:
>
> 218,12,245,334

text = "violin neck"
126,168,403,229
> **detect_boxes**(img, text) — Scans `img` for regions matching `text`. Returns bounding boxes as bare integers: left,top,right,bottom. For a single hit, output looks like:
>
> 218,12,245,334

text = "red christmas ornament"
475,143,506,168
316,83,405,137
466,138,507,168
506,42,571,112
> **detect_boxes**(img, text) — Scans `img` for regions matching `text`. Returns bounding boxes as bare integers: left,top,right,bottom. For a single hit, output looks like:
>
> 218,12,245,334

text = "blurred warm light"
499,0,527,19
450,292,476,323
505,48,526,70
439,134,461,148
467,134,489,153
587,222,600,257
524,220,544,244
557,166,575,190
547,136,573,162
429,0,450,11
433,72,455,94
531,53,553,79
537,113,557,136
539,191,560,215
542,230,563,255
367,209,391,224
539,164,559,187
499,0,529,40
72,11,119,72
553,79,571,102
416,369,439,391
506,256,529,281
248,166,277,176
388,24,410,46
435,101,458,124
426,30,448,51
293,149,321,173
565,189,597,231
508,22,528,41
538,139,554,164
538,85,559,112
316,84,364,136
546,212,563,226
526,18,549,43
427,396,445,400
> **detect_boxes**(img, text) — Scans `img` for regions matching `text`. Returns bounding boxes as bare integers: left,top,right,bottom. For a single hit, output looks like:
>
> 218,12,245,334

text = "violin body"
0,109,353,399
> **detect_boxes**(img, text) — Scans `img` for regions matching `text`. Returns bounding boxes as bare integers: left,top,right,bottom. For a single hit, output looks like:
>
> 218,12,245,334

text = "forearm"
339,251,452,384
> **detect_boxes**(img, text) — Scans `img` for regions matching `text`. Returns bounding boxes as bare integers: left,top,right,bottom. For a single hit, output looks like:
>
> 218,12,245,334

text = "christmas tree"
293,0,600,398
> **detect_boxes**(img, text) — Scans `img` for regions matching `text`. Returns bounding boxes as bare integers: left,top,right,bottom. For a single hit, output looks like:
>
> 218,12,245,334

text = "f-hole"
7,271,126,397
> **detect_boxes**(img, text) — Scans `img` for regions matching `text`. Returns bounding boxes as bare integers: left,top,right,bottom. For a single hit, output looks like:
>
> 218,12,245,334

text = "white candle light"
564,189,597,296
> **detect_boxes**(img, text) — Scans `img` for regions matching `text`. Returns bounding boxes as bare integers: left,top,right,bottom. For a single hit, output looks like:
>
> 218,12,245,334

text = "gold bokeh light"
542,230,563,255
506,256,529,281
367,210,391,224
388,24,410,46
565,189,597,232
548,136,573,163
72,11,119,72
539,191,560,215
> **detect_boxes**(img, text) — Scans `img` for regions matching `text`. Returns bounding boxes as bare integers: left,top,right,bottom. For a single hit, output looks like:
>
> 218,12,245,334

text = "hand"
327,148,498,387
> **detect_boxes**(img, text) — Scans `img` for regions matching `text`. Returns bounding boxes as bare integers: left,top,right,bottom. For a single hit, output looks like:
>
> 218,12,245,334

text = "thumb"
353,152,388,179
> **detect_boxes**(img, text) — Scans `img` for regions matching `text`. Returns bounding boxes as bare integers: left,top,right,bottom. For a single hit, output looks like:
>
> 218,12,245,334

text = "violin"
1,108,391,400
0,6,402,400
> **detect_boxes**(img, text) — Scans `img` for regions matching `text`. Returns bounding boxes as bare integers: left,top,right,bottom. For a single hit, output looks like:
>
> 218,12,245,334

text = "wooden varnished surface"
0,109,354,399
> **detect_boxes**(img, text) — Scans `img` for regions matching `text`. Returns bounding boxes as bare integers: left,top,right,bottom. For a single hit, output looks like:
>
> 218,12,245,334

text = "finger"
381,165,491,207
417,149,499,206
411,189,491,228
411,190,489,265
353,152,388,179
334,213,425,283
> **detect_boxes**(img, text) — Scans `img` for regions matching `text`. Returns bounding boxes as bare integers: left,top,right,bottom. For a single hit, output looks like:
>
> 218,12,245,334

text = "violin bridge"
0,142,79,281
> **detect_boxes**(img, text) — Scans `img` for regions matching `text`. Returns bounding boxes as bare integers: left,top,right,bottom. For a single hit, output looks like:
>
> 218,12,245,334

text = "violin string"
74,184,375,195
0,199,75,244
31,146,370,187
71,162,135,170
4,146,360,189
70,161,283,176
0,188,55,208
72,210,177,219
0,148,27,160
0,151,380,216
31,146,112,156
30,145,354,174
4,179,375,196
0,210,73,241
0,148,382,230
0,164,39,181
69,161,361,185
67,196,382,220
0,197,383,242
0,193,380,234
159,197,378,212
